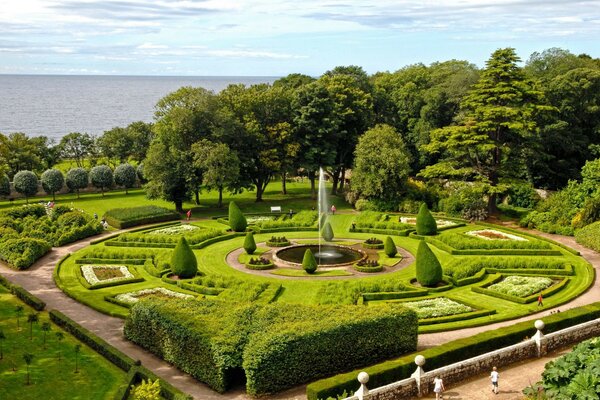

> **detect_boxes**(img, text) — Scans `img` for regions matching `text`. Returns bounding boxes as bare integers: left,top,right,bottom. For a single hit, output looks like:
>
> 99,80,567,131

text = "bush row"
575,221,600,252
75,265,145,290
254,210,318,229
115,366,193,400
431,231,551,250
103,205,180,229
317,280,415,305
444,257,568,280
111,228,223,246
0,272,46,310
0,237,52,269
306,301,600,400
362,291,427,301
350,227,412,236
353,211,413,231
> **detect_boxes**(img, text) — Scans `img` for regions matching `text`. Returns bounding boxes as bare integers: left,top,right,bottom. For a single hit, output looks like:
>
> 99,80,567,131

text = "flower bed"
114,287,194,305
362,238,384,249
487,276,554,298
466,229,527,241
353,259,383,273
246,257,275,270
147,224,200,235
401,297,473,319
81,265,134,286
400,217,456,228
266,236,291,247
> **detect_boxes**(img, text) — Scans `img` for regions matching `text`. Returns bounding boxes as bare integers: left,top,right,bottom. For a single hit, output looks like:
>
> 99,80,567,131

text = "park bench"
270,206,282,213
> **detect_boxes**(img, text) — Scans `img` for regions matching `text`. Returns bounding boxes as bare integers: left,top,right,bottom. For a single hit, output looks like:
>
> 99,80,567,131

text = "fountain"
317,167,328,259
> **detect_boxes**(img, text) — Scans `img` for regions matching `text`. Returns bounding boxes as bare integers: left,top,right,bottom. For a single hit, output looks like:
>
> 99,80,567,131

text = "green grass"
269,269,353,277
0,285,126,399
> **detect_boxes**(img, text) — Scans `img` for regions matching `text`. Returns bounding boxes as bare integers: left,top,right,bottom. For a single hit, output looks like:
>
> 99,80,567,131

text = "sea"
0,75,278,141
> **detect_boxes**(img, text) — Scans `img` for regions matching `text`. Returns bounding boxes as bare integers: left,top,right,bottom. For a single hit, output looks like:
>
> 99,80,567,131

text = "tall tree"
97,127,131,165
0,132,44,177
65,168,88,199
59,132,95,168
40,169,64,201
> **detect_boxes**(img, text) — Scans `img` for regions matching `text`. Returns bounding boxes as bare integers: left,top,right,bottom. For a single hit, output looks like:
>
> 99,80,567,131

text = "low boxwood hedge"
75,265,145,290
350,227,413,236
426,236,562,256
362,291,427,301
444,257,569,280
472,275,570,304
353,264,383,273
0,237,52,270
0,273,47,310
103,206,180,229
245,261,275,270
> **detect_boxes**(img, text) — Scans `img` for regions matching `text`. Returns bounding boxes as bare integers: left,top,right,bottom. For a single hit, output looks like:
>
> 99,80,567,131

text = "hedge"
362,291,427,301
575,221,600,253
306,301,600,400
228,201,247,232
415,241,442,286
115,366,193,400
109,228,223,247
178,281,225,296
0,273,47,311
472,276,570,304
350,227,413,236
75,265,145,290
103,206,180,229
0,237,52,269
416,203,437,235
431,231,552,250
362,242,384,250
245,261,275,270
444,257,569,280
353,264,384,273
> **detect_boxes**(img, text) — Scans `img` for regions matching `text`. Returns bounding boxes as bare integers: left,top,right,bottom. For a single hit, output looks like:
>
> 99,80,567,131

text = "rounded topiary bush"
384,236,398,257
114,163,137,194
302,249,318,274
416,240,442,287
321,222,334,242
416,203,437,236
244,232,257,254
66,168,89,199
13,170,39,203
170,237,198,278
90,165,113,196
41,169,64,201
228,201,247,232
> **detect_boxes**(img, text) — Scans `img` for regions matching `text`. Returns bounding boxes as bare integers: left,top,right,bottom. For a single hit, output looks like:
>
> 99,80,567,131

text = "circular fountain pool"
274,244,366,267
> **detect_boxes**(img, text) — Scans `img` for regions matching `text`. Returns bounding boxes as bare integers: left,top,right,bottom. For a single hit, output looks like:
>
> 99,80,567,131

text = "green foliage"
506,183,540,208
65,167,89,198
321,221,334,242
113,228,223,247
438,182,488,221
170,237,198,279
444,257,567,280
573,195,600,229
431,231,551,250
131,379,162,400
243,232,257,254
113,163,137,193
13,170,39,201
353,211,413,231
0,238,51,270
89,165,113,195
40,169,64,200
302,249,318,274
0,174,10,196
415,241,442,286
384,236,397,257
416,203,437,235
254,210,318,229
575,221,600,252
228,201,247,232
103,206,180,229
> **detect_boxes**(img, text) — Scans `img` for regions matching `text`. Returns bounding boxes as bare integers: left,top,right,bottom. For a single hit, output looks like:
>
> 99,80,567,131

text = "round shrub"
66,168,89,198
57,211,89,228
13,171,39,202
41,169,64,200
245,257,274,270
416,203,437,236
89,165,113,196
170,236,198,278
228,201,247,232
114,163,137,194
302,249,318,274
266,236,291,247
321,222,334,242
244,232,257,255
384,236,398,257
416,241,442,287
0,174,10,196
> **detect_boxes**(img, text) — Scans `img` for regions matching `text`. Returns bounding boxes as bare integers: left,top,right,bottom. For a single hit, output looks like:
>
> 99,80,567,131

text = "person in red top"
538,293,543,307
186,209,192,221
331,204,336,215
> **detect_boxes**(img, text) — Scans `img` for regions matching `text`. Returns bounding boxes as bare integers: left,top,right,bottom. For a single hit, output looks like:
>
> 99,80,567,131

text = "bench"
270,206,282,213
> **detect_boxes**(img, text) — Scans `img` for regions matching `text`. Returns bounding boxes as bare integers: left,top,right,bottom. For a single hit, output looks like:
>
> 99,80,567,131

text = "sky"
1,0,599,76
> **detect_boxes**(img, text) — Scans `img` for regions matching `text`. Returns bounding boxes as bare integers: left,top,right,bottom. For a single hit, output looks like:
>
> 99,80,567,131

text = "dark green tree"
228,201,247,232
55,332,65,361
27,313,39,340
384,236,397,257
321,222,334,242
89,165,113,196
416,203,437,235
59,132,95,168
15,305,24,330
415,241,442,287
0,329,5,359
13,170,38,203
23,353,34,385
170,237,198,279
302,249,318,274
114,163,136,194
97,127,131,164
74,344,81,373
243,232,257,255
0,132,46,176
0,173,10,197
40,322,51,349
40,169,64,201
65,168,88,199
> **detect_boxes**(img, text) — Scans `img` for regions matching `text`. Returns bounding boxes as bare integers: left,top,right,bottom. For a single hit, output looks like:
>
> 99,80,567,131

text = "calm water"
0,75,277,141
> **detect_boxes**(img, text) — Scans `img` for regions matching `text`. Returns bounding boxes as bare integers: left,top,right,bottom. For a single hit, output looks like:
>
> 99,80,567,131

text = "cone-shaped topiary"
244,232,257,255
384,236,397,257
170,237,198,279
415,240,442,287
228,201,247,232
321,222,334,242
416,203,437,236
302,249,318,274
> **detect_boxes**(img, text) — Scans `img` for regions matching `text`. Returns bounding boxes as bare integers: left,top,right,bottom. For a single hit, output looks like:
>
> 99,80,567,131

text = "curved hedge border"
362,291,427,302
471,275,570,304
349,227,413,237
103,206,180,229
266,240,291,247
362,242,384,250
353,264,383,273
75,265,145,290
245,261,275,270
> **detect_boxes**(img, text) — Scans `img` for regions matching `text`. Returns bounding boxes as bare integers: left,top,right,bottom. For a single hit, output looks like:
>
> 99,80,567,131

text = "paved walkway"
0,222,598,400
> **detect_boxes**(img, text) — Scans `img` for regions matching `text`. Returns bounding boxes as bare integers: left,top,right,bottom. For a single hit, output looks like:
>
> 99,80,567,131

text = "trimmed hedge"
244,232,257,254
472,275,570,304
353,264,384,273
246,260,275,270
575,221,600,252
350,227,413,236
384,236,397,257
0,237,52,269
0,273,47,310
415,241,442,286
170,237,197,279
444,257,569,280
228,201,247,232
303,249,318,274
306,301,600,400
109,228,223,247
416,203,437,235
321,222,334,242
353,211,413,231
103,206,180,229
362,291,427,301
75,265,145,290
429,231,552,251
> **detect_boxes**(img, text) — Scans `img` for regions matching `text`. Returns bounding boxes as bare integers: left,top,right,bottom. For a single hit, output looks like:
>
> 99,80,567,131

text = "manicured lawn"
0,285,126,399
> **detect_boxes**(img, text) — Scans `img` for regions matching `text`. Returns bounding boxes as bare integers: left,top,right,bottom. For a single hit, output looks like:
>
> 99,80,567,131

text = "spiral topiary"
228,201,247,232
170,236,198,279
244,232,257,255
416,203,437,236
384,236,397,257
321,222,334,242
302,249,318,274
415,240,442,287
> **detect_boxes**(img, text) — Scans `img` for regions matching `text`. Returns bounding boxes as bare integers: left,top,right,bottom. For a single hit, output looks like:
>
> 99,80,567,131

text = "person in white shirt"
491,366,499,394
433,375,445,399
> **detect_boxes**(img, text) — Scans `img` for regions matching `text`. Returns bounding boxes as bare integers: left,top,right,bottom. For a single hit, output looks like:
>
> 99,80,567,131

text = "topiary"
170,237,198,279
89,165,113,196
384,236,397,257
41,169,64,201
66,168,89,199
244,232,257,255
321,222,334,242
113,163,137,194
13,171,39,203
228,201,247,232
302,249,318,274
416,203,437,235
415,240,442,287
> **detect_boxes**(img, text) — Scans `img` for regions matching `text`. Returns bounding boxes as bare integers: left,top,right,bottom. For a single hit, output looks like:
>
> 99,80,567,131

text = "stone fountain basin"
273,244,367,268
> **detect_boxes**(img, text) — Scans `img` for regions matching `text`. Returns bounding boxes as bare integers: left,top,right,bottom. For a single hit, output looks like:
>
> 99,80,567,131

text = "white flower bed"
466,229,527,241
402,297,473,319
114,287,194,305
400,217,456,227
81,265,134,286
247,216,277,224
148,224,200,235
488,276,554,298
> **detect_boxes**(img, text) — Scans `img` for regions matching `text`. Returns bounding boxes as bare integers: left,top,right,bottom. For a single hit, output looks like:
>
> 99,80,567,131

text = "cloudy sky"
1,0,599,76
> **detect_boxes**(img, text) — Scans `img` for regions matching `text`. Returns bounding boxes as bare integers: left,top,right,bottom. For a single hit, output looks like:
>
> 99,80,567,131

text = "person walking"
330,204,336,215
186,209,192,221
490,366,499,394
433,376,445,400
538,293,543,307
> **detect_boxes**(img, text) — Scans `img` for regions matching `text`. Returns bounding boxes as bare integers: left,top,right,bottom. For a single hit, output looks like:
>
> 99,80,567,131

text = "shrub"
266,236,290,247
575,221,600,252
384,236,398,257
90,165,113,196
228,201,247,232
572,195,600,229
0,174,10,196
444,257,568,280
246,257,274,270
354,199,377,211
170,237,197,279
13,170,38,202
57,211,88,228
430,231,551,250
416,203,437,235
243,232,257,255
302,249,318,274
40,169,64,201
255,211,318,229
353,211,412,231
415,241,442,286
321,222,334,242
66,168,89,198
114,163,137,194
506,183,540,208
0,238,51,269
103,206,179,229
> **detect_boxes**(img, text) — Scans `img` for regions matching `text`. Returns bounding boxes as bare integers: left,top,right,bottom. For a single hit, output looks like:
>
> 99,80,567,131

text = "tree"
191,139,240,208
65,168,88,199
15,305,23,330
23,353,34,385
40,322,51,349
243,232,257,255
0,329,5,359
420,48,551,213
170,237,198,278
384,236,397,257
114,163,136,194
13,170,38,203
0,132,45,176
127,121,154,162
415,241,442,287
228,201,247,232
40,169,64,201
0,174,10,197
74,344,81,373
144,140,190,212
416,203,437,235
89,165,113,196
352,124,411,203
321,222,334,242
55,332,65,361
302,249,318,274
27,313,39,340
59,132,95,168
131,379,162,400
97,127,131,164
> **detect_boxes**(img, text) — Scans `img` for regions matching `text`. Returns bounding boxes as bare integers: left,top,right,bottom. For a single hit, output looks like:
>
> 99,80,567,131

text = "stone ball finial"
415,355,426,367
535,320,545,331
358,371,369,384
